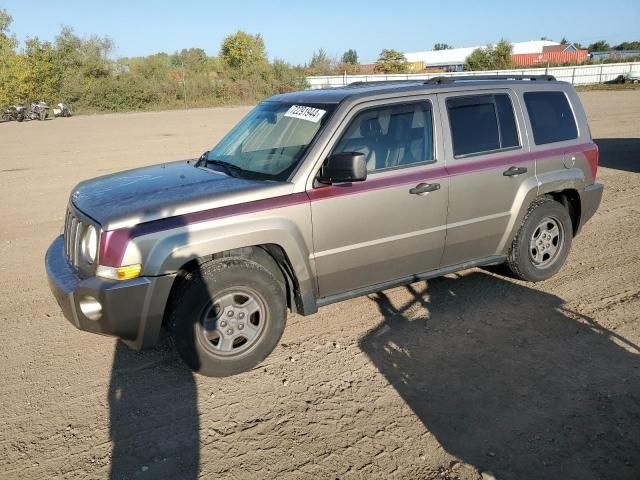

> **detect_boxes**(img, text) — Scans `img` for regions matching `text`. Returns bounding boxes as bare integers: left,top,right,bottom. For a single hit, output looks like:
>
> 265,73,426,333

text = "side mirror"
318,152,367,184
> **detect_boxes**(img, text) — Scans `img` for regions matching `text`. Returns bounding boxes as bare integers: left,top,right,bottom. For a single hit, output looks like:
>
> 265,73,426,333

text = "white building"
404,40,561,71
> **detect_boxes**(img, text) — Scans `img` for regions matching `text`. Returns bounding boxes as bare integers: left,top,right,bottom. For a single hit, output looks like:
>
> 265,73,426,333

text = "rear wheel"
505,197,573,282
168,258,287,377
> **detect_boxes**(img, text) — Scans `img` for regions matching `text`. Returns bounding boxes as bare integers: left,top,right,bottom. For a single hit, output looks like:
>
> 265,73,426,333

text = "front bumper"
579,182,604,232
45,236,175,349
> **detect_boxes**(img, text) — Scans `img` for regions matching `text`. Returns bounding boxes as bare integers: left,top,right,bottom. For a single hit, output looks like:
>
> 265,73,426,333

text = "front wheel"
167,258,287,377
505,197,573,282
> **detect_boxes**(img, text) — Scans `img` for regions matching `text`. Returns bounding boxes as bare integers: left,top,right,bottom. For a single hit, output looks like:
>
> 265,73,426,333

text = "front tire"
167,258,287,377
505,197,573,282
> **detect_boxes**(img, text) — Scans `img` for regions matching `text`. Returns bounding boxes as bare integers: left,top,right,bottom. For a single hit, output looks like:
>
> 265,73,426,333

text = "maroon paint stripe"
99,192,310,267
307,165,449,201
99,141,597,267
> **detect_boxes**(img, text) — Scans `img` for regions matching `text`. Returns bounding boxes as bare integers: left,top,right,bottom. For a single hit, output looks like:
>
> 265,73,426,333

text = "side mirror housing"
318,152,367,184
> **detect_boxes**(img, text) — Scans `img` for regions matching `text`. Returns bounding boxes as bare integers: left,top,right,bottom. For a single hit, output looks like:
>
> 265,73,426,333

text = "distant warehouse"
403,40,588,72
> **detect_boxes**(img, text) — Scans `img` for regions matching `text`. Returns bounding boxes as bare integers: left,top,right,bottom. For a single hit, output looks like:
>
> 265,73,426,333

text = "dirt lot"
1,91,639,480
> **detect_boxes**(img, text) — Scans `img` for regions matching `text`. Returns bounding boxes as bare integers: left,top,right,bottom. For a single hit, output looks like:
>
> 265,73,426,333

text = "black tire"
16,113,24,122
505,197,573,282
167,258,287,377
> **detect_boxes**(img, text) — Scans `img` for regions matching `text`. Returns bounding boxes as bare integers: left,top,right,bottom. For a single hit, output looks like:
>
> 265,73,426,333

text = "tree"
0,9,26,106
433,43,453,51
220,31,267,71
464,40,513,71
493,39,513,69
23,37,63,102
308,49,334,74
341,49,358,65
587,40,610,52
172,48,208,72
614,41,640,51
560,37,568,45
374,49,409,73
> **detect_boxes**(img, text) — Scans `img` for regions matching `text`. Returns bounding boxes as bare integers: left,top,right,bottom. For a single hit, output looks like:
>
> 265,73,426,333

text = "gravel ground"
0,91,639,480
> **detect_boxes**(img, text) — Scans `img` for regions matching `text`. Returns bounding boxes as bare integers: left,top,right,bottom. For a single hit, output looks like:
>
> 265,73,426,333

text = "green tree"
433,43,453,50
614,41,640,51
341,49,358,65
172,48,208,72
464,40,513,71
220,31,267,71
374,49,408,73
587,40,610,52
308,48,334,74
493,39,513,69
0,10,28,106
23,37,62,102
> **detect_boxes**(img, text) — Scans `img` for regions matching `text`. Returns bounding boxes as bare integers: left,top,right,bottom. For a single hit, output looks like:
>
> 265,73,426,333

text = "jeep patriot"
46,75,604,376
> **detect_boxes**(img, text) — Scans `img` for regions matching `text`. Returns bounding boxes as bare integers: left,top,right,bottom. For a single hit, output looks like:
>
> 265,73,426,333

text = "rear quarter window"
524,91,578,145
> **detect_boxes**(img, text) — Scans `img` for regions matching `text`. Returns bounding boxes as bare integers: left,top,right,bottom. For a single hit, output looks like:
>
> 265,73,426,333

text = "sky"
3,0,640,64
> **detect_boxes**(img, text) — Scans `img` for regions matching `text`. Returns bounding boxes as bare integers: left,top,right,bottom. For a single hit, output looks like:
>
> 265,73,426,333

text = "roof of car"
269,76,564,105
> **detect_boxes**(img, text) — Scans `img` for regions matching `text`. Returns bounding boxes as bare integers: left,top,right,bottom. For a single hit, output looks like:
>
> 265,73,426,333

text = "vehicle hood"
70,160,287,229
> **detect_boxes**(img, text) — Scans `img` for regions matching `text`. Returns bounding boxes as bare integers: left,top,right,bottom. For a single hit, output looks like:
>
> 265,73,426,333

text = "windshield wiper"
202,155,244,178
196,150,244,177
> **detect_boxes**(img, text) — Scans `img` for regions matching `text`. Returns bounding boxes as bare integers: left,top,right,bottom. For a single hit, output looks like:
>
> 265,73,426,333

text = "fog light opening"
79,296,103,321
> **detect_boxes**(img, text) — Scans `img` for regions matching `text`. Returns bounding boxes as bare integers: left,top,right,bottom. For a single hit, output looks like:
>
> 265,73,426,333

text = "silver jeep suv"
46,75,604,376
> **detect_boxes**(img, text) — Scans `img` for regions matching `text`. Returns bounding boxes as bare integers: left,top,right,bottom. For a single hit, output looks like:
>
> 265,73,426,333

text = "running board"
316,255,506,308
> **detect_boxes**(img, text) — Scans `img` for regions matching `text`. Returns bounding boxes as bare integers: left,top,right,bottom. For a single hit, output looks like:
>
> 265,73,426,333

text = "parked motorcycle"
1,105,25,122
53,103,72,118
27,101,49,121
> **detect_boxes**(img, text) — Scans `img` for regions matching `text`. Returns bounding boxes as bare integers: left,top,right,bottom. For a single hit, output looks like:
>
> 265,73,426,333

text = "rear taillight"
584,142,599,183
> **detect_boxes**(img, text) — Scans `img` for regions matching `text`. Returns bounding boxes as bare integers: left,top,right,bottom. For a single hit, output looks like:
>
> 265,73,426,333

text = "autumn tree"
220,31,267,71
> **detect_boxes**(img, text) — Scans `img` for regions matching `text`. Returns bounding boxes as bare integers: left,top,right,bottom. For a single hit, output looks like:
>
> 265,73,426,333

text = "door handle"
503,166,528,177
409,182,440,195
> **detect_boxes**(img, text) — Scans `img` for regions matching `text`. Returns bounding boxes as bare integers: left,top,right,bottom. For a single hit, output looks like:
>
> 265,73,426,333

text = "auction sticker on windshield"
284,105,326,123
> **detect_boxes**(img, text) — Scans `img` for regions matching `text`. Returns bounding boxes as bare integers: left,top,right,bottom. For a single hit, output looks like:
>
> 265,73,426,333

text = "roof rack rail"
425,74,556,84
347,80,423,87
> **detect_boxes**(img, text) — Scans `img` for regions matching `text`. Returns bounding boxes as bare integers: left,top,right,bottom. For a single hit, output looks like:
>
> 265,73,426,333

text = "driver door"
308,98,449,299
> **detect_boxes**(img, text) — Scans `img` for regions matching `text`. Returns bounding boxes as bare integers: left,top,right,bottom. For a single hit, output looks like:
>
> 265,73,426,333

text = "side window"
446,94,520,157
524,91,578,145
332,102,434,172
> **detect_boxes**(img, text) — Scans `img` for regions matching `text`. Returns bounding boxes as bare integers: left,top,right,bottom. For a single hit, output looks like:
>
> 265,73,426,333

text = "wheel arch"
163,243,317,329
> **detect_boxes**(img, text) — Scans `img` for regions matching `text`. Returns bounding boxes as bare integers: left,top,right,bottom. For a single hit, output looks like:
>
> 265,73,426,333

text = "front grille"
63,209,83,268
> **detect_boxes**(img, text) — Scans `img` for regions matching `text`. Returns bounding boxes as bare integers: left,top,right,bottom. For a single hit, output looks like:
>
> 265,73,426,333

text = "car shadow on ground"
108,336,199,480
360,271,640,480
594,138,640,173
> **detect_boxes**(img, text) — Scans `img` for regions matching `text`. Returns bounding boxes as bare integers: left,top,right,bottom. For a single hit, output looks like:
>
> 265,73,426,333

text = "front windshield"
206,101,334,181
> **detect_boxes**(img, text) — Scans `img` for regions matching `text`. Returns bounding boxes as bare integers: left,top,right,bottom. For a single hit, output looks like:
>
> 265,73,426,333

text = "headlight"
81,225,98,264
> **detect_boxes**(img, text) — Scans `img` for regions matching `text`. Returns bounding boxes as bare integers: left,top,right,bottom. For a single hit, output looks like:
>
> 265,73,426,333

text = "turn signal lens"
116,264,142,280
96,264,142,281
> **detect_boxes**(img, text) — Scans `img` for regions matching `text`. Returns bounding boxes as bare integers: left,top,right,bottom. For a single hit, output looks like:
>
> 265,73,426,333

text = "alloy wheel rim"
529,216,564,269
196,287,268,357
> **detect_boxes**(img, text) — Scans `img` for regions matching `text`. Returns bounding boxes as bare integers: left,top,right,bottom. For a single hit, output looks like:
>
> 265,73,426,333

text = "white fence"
306,62,640,89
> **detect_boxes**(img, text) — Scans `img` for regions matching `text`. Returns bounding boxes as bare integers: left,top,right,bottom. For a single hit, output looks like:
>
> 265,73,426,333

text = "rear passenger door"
438,90,536,267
